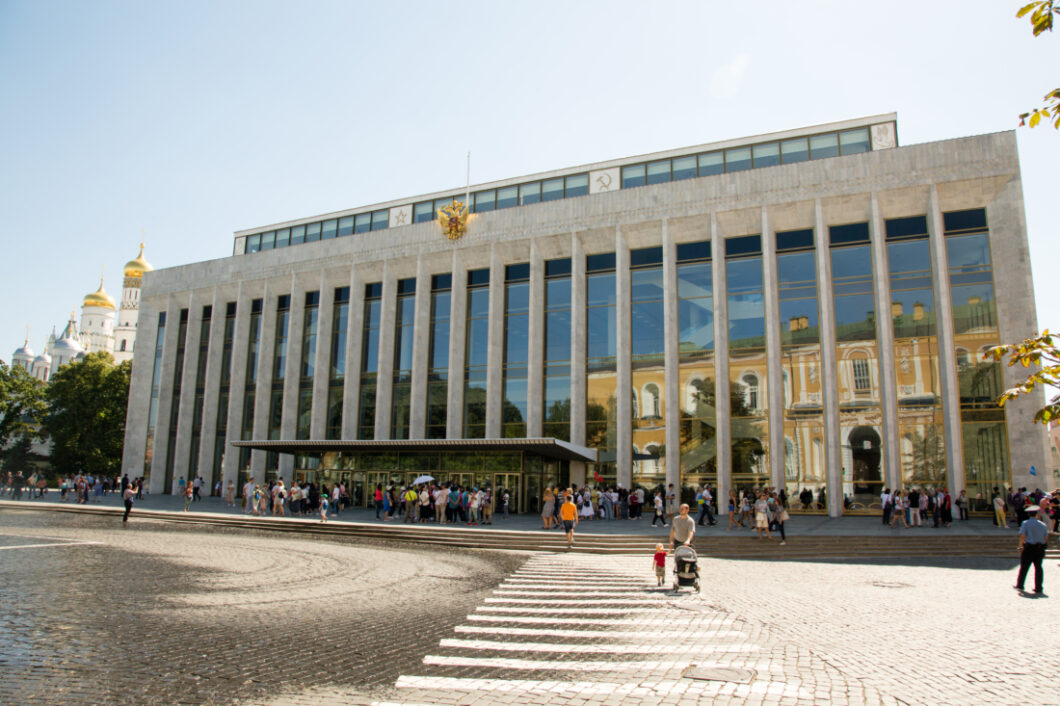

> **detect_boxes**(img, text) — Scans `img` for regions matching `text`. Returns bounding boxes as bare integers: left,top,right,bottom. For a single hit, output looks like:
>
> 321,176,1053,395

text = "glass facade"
502,264,530,438
586,253,617,484
464,269,490,438
885,217,944,492
726,236,769,492
188,306,212,483
945,208,1008,508
544,259,572,441
391,278,415,439
326,287,349,440
775,230,826,511
266,295,290,480
427,275,451,439
163,308,189,493
630,247,665,489
829,223,884,509
359,284,381,440
142,311,166,484
212,302,236,483
296,291,319,440
677,242,716,503
239,299,262,478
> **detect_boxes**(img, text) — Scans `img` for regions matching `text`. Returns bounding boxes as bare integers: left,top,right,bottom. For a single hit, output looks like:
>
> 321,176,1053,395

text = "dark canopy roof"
232,437,597,463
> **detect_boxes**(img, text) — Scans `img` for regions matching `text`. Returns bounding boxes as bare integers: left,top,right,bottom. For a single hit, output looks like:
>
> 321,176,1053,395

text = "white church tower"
80,269,116,355
50,313,84,376
114,243,152,363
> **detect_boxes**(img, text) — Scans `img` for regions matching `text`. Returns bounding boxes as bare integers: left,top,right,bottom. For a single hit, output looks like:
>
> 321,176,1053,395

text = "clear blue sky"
1,0,1056,362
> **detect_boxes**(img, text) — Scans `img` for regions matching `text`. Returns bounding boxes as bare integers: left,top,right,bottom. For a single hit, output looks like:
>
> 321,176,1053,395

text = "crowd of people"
1,471,147,504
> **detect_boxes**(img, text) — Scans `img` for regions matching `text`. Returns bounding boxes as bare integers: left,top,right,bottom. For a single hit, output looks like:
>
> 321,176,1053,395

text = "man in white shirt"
242,479,255,514
880,488,892,525
434,486,449,524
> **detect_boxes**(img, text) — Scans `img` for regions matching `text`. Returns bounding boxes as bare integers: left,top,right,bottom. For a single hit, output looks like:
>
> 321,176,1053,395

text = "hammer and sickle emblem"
596,173,612,191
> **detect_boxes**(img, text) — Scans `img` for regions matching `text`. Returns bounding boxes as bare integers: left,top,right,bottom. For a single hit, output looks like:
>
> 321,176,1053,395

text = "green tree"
43,351,131,477
0,361,46,452
1018,1,1060,128
989,330,1060,423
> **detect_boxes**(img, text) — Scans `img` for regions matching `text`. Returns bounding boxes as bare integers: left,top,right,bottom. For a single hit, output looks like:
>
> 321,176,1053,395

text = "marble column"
374,264,396,440
310,273,333,439
615,226,632,489
280,274,306,482
485,244,505,439
222,283,251,490
446,250,467,439
569,232,587,485
196,287,225,486
814,201,843,517
409,256,431,439
712,214,731,513
662,219,681,491
761,208,785,489
870,193,901,490
527,239,544,438
342,269,364,439
172,292,200,490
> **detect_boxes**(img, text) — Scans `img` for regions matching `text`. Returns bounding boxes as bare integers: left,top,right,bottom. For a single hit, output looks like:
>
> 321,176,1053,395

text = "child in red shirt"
653,543,667,586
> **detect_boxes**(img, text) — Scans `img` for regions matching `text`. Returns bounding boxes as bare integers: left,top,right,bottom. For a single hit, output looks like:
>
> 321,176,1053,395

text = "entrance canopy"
232,437,597,463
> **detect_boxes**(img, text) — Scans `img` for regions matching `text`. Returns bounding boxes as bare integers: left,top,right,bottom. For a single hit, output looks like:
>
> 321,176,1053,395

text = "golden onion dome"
124,242,153,278
83,279,116,310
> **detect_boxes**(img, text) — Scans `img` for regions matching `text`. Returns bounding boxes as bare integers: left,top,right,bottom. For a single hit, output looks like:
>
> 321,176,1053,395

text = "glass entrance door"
494,473,520,514
366,472,389,508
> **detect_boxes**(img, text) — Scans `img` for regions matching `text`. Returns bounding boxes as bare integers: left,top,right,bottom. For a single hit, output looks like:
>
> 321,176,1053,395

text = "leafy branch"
1017,1,1060,128
988,329,1060,423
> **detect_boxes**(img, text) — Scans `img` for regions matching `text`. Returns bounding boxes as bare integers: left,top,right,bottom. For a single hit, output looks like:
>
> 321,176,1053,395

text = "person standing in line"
769,492,787,546
956,489,969,521
651,491,666,527
122,482,136,526
183,483,193,512
435,484,449,524
1015,505,1050,594
331,483,342,517
481,488,493,525
908,487,921,527
753,492,772,540
739,493,753,528
224,480,235,507
881,487,892,525
652,543,667,587
373,484,384,519
727,490,741,530
669,503,696,550
406,486,420,524
542,487,555,530
319,493,329,523
665,484,677,525
419,485,431,523
993,490,1008,528
890,489,909,528
242,479,254,514
502,488,510,519
628,488,640,520
560,493,578,548
697,485,716,527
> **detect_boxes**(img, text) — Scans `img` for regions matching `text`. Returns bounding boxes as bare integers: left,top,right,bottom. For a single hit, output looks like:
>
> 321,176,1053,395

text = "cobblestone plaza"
120,113,1049,518
2,508,1056,705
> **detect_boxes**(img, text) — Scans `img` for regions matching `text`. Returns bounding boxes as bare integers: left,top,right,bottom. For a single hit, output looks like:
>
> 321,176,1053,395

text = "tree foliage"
0,361,46,450
43,351,131,477
1017,1,1060,128
988,329,1060,424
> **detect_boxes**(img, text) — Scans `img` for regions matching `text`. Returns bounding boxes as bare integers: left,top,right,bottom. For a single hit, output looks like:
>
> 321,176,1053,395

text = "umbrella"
411,475,435,485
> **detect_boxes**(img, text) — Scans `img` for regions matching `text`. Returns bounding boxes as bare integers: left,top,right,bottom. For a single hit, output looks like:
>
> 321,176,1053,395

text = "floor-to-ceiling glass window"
427,275,451,439
359,284,381,440
630,247,666,490
503,264,530,438
543,259,572,441
945,208,1009,509
143,311,166,486
676,241,717,504
586,253,617,485
830,223,884,510
239,299,262,481
296,292,318,442
726,235,770,493
212,302,236,483
464,269,490,438
885,216,945,493
391,279,415,439
266,295,290,482
326,288,349,440
188,306,212,484
776,230,827,511
163,309,189,493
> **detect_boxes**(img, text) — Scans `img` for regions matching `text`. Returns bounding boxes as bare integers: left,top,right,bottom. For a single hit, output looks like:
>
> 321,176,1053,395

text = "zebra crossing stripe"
438,638,761,654
453,624,749,639
422,654,690,672
483,597,665,605
392,676,813,700
465,614,736,626
475,605,662,614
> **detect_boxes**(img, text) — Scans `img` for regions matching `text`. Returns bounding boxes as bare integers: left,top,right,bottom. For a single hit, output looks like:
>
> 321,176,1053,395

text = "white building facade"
121,115,1049,515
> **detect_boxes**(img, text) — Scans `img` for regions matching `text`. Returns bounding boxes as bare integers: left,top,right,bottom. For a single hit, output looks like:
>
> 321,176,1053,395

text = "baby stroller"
672,544,701,592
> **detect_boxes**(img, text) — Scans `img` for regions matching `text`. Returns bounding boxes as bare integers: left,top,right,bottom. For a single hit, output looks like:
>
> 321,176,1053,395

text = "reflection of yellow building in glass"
122,116,1047,517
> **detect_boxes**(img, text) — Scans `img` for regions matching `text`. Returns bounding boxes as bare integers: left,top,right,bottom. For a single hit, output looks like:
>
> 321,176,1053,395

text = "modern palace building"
121,114,1049,516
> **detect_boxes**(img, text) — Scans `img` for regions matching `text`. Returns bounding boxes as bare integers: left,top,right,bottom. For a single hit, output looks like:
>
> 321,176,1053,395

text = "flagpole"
465,151,471,209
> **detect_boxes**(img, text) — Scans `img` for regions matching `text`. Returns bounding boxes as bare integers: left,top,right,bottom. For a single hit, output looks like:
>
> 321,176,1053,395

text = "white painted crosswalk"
375,554,814,705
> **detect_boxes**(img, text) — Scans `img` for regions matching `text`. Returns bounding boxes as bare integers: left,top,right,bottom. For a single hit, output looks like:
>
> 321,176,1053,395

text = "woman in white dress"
580,489,594,520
